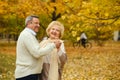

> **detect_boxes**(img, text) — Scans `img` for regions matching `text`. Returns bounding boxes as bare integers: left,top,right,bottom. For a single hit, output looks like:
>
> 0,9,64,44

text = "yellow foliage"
72,31,77,37
97,27,101,31
105,13,109,17
0,1,9,14
61,15,66,20
15,0,44,18
77,37,80,41
76,24,80,28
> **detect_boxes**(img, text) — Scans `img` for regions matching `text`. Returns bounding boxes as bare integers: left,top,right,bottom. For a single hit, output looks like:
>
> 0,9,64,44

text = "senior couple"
15,15,67,80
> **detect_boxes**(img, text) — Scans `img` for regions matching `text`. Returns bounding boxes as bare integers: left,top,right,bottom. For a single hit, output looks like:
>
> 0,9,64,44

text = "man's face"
29,18,40,33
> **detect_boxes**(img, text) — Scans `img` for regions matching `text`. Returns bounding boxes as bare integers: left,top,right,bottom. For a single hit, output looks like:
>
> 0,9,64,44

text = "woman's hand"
54,40,61,50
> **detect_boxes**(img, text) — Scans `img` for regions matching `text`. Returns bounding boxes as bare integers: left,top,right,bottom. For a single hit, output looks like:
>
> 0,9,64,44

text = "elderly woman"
39,21,67,80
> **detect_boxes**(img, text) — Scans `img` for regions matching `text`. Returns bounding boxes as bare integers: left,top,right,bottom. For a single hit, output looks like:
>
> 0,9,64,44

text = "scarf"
40,38,60,80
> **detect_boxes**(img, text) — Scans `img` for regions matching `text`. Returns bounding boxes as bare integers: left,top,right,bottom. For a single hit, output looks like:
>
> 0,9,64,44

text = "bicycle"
73,40,92,49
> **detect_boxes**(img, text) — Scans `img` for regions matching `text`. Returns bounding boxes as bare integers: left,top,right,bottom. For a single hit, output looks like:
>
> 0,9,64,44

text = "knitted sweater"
15,28,55,78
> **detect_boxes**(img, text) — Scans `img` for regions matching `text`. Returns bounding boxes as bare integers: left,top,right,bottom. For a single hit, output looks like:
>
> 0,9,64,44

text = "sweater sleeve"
24,34,55,59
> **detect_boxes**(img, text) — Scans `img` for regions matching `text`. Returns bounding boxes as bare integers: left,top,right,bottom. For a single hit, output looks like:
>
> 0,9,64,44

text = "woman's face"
49,25,61,39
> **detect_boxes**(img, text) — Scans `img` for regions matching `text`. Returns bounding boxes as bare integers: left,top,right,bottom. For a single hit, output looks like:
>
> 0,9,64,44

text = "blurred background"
0,0,120,80
0,0,120,45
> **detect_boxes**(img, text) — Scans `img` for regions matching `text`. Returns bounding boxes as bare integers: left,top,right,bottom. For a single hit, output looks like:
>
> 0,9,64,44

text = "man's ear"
28,21,32,24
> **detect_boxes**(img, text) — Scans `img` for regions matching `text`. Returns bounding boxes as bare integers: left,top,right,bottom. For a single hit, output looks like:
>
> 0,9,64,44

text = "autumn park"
0,0,120,80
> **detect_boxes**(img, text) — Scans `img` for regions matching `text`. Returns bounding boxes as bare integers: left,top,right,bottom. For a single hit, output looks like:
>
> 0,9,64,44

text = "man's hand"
54,40,61,49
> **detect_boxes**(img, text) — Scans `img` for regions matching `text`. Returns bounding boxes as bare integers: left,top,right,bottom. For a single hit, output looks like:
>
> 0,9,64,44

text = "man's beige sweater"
15,28,55,78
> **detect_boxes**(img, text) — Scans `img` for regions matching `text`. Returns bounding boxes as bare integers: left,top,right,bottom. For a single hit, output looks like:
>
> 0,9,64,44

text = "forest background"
0,0,120,80
0,0,120,45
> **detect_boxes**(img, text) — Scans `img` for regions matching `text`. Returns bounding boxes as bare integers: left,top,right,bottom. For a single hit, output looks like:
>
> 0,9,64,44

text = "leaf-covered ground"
0,41,120,80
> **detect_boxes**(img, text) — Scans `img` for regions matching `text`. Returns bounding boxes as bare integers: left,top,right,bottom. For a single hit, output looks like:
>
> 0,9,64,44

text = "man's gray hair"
25,15,39,26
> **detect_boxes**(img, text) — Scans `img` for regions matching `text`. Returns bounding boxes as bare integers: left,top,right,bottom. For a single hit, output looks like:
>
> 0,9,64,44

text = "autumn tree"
61,0,120,45
0,0,120,44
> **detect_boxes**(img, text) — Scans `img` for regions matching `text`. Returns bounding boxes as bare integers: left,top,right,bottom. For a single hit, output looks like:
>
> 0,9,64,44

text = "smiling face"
46,21,64,39
27,17,40,33
48,25,61,39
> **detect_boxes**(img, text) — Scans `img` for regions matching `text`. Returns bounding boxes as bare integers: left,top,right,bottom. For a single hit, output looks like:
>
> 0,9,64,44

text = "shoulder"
60,40,64,43
39,40,48,45
20,29,32,37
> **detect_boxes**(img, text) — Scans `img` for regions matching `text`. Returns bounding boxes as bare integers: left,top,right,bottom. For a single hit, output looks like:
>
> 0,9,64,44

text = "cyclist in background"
80,32,87,48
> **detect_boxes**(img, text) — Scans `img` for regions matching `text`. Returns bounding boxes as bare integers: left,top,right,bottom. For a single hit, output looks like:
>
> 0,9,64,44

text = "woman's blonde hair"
46,21,64,38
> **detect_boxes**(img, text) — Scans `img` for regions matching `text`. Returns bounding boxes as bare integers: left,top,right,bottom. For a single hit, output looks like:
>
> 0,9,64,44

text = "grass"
0,53,15,80
0,41,16,80
0,40,120,80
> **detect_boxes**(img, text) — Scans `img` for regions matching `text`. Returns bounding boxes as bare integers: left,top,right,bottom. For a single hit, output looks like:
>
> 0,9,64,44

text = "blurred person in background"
80,32,87,48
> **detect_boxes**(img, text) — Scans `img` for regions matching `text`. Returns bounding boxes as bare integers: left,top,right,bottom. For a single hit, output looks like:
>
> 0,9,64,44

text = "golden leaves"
0,41,120,79
61,15,66,20
15,0,43,18
62,42,120,80
0,1,9,14
72,31,77,37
